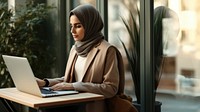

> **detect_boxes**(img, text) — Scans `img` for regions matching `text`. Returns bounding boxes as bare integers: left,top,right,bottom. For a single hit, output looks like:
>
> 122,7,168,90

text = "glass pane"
108,0,139,99
155,0,200,112
74,0,96,7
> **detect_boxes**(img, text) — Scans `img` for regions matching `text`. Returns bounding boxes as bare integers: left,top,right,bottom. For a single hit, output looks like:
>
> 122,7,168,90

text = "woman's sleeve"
72,47,120,98
47,77,65,86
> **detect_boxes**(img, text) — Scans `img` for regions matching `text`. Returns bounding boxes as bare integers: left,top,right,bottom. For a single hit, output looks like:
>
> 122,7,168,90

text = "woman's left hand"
50,82,74,91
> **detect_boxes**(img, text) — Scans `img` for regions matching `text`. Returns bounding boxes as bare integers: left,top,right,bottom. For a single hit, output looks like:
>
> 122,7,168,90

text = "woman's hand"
50,82,74,91
35,77,46,87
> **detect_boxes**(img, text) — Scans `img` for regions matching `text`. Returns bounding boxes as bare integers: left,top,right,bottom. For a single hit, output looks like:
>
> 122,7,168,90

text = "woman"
36,4,125,112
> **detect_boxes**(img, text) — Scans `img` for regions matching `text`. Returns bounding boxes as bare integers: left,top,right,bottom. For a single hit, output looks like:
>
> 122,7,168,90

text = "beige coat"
64,40,125,112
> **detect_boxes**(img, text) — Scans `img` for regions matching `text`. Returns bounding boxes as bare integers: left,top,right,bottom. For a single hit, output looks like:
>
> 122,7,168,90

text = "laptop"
2,55,78,97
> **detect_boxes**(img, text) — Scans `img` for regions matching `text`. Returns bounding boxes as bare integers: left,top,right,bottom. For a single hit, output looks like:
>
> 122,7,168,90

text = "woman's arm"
36,77,64,87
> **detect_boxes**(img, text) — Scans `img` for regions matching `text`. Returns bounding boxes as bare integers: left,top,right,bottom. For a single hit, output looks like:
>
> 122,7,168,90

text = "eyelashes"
70,23,83,29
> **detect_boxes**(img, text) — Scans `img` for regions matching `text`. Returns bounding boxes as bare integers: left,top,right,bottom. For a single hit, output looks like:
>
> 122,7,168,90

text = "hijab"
70,4,104,57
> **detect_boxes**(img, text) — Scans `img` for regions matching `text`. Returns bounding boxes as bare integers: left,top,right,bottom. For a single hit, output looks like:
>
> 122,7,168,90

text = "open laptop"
2,55,78,97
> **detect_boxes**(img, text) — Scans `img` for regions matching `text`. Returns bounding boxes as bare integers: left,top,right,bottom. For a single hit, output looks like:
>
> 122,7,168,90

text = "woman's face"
70,15,85,41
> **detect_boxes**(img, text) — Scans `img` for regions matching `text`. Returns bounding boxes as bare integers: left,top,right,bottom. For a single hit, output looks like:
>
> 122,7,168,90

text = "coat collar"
82,46,100,78
64,45,100,82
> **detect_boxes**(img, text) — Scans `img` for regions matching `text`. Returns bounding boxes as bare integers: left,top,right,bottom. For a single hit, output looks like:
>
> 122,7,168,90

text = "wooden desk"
0,88,104,112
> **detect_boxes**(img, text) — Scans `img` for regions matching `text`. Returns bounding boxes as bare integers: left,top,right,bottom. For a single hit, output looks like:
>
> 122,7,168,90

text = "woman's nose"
71,27,75,33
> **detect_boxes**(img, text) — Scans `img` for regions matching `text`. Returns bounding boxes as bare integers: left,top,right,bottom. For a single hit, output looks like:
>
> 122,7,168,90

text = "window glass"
155,0,200,111
108,0,139,98
109,0,200,111
75,0,96,7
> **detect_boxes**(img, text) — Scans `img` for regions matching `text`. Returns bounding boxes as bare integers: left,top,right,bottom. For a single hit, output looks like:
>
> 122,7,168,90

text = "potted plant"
119,6,179,112
0,1,55,88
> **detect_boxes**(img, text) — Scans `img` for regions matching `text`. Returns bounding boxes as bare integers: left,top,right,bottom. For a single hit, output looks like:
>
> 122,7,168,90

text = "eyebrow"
70,23,82,25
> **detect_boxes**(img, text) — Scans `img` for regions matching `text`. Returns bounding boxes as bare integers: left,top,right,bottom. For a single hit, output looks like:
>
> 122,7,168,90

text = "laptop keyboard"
40,89,56,94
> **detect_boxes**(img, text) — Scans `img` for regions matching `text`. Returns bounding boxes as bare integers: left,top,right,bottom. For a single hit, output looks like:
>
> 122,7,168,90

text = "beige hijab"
70,4,104,57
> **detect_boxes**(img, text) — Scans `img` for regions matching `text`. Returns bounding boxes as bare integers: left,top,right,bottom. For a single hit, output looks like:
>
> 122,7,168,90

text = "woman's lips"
72,35,78,38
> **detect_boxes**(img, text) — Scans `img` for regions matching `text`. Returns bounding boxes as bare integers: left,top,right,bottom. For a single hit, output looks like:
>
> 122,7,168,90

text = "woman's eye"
75,25,81,28
70,24,82,28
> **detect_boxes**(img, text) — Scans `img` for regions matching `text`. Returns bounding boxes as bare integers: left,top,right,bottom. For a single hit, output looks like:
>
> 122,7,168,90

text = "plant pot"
132,101,162,112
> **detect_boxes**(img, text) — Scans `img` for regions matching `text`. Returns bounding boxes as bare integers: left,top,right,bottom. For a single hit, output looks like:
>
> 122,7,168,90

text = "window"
155,0,200,111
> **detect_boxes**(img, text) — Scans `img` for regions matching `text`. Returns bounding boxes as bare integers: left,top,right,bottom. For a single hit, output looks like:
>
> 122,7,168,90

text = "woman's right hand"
35,77,46,87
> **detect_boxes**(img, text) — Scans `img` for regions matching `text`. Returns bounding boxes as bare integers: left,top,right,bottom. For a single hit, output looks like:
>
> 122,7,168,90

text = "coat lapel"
64,46,100,82
64,47,77,82
81,47,99,81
